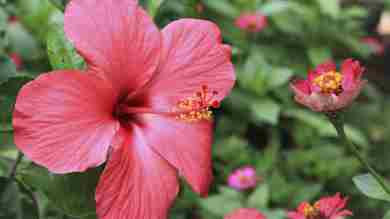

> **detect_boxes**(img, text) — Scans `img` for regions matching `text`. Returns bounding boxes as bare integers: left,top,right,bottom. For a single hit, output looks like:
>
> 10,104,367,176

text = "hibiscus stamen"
313,71,343,95
174,85,220,122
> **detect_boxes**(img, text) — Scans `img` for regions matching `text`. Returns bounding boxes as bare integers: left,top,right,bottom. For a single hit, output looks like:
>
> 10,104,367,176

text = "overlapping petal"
64,0,161,94
96,127,179,219
13,71,119,173
141,19,235,111
224,208,267,219
136,114,213,196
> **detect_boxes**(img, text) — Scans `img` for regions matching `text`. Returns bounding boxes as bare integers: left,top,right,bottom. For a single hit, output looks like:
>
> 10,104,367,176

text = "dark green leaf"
0,177,39,219
0,56,17,84
0,75,34,97
18,164,101,217
49,0,69,11
47,22,85,70
353,173,390,202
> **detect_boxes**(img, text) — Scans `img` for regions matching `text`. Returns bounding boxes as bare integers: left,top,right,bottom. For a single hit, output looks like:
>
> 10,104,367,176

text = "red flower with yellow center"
290,59,366,112
287,193,352,219
12,0,236,218
235,12,268,33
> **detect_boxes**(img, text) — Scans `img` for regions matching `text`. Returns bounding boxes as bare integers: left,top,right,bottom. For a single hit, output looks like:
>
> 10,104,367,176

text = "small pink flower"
8,16,18,23
235,13,267,33
9,53,23,70
290,59,366,112
361,37,385,56
228,166,258,190
225,208,267,219
287,193,353,219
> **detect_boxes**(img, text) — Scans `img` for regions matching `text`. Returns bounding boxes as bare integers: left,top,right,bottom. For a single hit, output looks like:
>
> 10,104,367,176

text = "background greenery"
1,0,390,218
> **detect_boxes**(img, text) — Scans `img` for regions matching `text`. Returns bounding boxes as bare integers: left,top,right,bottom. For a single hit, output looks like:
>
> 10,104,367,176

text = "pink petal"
315,60,337,74
291,79,311,95
13,71,119,173
224,208,267,219
135,114,213,196
141,19,235,111
286,212,305,219
341,59,364,91
95,127,179,219
334,80,366,110
64,0,161,93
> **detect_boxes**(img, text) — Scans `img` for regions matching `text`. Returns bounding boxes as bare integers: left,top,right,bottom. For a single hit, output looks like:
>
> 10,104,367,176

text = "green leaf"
147,0,165,18
202,0,239,18
0,75,34,97
384,210,390,219
0,177,39,219
247,183,269,208
315,0,340,19
49,0,69,11
307,47,332,66
0,56,17,84
18,164,101,217
259,1,289,16
47,22,85,70
291,184,323,206
199,187,243,216
285,109,368,146
8,22,41,60
266,67,293,89
353,173,390,202
251,99,280,125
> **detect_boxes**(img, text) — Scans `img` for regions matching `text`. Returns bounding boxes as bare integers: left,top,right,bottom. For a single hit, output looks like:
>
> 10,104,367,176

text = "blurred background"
2,0,390,218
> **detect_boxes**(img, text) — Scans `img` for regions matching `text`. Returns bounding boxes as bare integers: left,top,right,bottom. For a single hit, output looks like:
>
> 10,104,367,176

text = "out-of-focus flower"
235,13,267,33
9,53,23,70
290,59,366,112
228,166,259,190
225,208,267,219
13,0,236,218
361,37,385,56
196,3,204,14
8,15,18,23
287,193,352,219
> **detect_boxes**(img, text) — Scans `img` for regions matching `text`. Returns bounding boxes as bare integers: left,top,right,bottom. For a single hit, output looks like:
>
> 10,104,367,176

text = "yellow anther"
302,203,319,219
174,86,220,123
313,71,343,94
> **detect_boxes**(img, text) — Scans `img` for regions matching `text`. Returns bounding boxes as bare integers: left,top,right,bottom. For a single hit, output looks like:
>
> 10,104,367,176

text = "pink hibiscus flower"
12,0,235,218
227,166,259,190
235,12,267,33
224,208,267,219
287,193,352,219
290,59,366,112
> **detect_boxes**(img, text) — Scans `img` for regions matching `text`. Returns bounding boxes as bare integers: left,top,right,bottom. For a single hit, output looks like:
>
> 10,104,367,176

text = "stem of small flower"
326,112,390,196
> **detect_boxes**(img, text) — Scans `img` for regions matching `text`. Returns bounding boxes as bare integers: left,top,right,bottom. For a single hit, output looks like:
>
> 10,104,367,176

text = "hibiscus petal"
13,71,119,173
96,127,179,219
136,114,213,196
64,0,161,94
142,19,235,110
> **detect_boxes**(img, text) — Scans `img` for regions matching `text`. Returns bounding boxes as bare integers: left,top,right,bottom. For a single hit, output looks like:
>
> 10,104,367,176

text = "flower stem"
8,152,23,178
326,112,390,196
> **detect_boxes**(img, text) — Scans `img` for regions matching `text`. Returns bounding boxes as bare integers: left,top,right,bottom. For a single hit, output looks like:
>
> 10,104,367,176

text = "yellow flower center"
313,71,343,94
303,202,320,219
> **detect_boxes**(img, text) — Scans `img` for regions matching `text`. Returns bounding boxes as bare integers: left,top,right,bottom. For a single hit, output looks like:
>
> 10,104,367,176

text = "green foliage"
353,174,390,202
1,0,389,218
47,21,85,70
18,164,101,218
